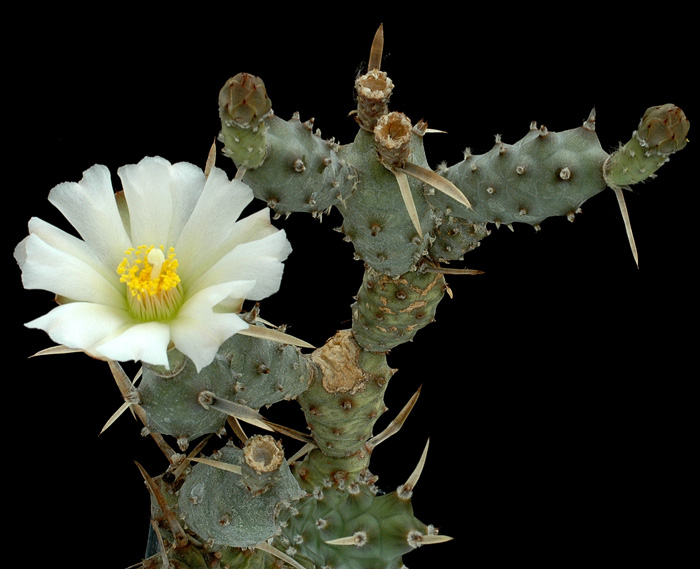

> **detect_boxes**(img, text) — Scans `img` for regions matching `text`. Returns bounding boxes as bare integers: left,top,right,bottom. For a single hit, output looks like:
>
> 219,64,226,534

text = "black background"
8,7,695,568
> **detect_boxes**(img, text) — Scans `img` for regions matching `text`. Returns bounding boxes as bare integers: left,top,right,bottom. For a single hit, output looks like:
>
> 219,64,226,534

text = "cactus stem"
397,438,430,500
610,184,639,267
366,385,422,450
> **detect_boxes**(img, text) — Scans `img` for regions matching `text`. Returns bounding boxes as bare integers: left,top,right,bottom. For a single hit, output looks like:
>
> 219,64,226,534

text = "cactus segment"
178,441,305,548
337,128,437,275
235,113,358,217
352,265,447,352
137,318,312,447
297,330,393,463
430,117,610,228
274,481,435,569
604,103,689,187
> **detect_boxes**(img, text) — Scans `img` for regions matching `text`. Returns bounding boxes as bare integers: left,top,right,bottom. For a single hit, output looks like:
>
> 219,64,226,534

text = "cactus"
14,20,691,569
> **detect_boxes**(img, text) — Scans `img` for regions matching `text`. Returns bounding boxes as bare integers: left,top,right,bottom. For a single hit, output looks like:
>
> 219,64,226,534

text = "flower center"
117,245,183,321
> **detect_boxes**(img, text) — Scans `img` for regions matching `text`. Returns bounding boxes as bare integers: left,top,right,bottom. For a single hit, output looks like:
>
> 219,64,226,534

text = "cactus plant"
12,16,693,569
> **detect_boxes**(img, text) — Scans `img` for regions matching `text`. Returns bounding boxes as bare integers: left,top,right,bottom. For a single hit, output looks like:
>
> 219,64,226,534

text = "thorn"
29,344,85,357
611,185,639,267
398,162,472,210
205,139,217,177
397,438,430,499
238,323,315,349
325,531,368,547
368,23,384,71
367,386,422,450
187,456,243,475
135,461,189,548
100,400,134,435
424,266,484,276
391,168,424,238
286,442,317,465
198,390,274,432
583,107,597,131
254,541,308,569
408,532,454,548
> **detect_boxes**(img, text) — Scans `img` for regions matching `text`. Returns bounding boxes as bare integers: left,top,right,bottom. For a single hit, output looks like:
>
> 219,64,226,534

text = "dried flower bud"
637,104,689,155
218,72,271,127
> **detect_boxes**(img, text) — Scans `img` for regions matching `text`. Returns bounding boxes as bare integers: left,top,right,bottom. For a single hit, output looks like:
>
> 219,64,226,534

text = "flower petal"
23,216,123,289
188,229,292,301
47,164,132,270
118,157,208,248
18,232,125,306
170,280,256,371
174,166,254,282
96,321,172,367
25,302,135,358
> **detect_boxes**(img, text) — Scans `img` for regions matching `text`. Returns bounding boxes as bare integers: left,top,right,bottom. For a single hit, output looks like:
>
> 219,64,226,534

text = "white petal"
174,167,254,281
118,157,177,246
170,281,256,371
19,233,125,306
188,229,292,300
118,157,206,248
24,217,122,289
96,321,172,367
25,302,135,358
47,164,132,269
162,161,209,244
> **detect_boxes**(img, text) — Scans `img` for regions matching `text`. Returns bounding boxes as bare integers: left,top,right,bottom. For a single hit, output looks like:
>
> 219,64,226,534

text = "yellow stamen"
117,245,183,321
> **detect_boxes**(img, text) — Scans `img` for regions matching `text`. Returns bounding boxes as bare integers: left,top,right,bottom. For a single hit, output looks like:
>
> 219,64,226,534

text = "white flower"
15,156,292,371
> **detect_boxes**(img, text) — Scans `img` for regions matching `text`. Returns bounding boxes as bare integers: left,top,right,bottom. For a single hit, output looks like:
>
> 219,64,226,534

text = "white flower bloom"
15,156,292,371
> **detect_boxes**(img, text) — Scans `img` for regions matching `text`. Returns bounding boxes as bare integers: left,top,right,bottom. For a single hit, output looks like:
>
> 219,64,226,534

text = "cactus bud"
218,73,272,169
637,103,689,155
604,103,689,187
218,72,271,128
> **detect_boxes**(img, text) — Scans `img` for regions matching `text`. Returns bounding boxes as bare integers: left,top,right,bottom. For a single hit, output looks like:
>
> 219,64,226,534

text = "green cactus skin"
297,330,393,463
178,441,305,548
241,114,358,218
137,318,312,448
138,350,238,446
352,265,447,352
428,216,490,263
429,117,610,229
274,479,433,569
335,128,437,276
